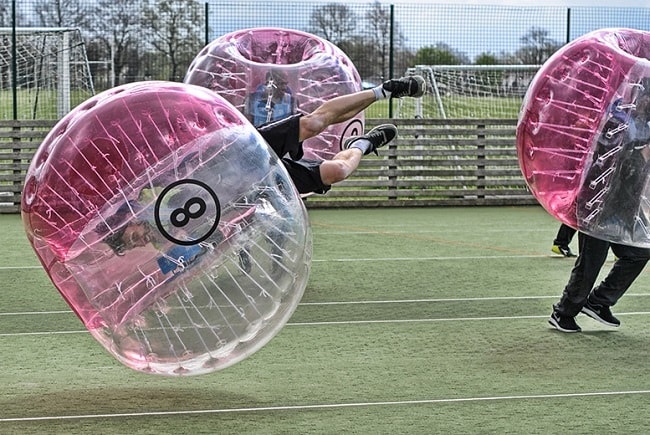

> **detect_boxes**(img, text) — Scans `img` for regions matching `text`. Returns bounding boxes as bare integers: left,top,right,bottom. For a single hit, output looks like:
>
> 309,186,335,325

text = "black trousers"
554,232,650,317
553,224,577,247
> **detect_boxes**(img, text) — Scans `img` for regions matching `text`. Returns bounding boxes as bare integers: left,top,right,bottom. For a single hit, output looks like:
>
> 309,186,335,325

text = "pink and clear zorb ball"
22,81,312,376
184,27,364,160
517,28,650,247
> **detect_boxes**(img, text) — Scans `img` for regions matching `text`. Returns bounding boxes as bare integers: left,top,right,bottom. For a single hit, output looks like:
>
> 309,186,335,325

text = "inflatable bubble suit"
21,81,312,376
517,28,650,247
184,27,364,160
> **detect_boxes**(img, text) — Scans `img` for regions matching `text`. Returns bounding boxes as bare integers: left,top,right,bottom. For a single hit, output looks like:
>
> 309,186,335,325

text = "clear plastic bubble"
517,28,650,247
22,81,312,376
184,27,364,160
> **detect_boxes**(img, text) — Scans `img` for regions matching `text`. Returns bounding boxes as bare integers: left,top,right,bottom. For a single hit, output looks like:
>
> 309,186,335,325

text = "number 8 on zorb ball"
517,28,650,247
21,81,312,376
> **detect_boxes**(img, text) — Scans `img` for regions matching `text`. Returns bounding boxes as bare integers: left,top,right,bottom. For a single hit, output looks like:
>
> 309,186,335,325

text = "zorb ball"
21,81,312,376
185,27,364,160
517,28,650,247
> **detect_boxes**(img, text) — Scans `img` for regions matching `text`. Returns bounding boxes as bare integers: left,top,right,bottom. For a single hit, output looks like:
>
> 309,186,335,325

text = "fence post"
477,122,485,199
11,0,18,120
388,4,394,118
387,140,398,202
12,122,21,208
205,2,209,46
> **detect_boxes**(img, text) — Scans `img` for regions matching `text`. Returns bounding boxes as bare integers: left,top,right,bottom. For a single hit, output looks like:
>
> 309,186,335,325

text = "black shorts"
257,115,331,195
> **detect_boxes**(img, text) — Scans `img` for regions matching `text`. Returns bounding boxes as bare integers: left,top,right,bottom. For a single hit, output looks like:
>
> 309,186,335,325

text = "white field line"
312,228,553,234
2,312,650,337
0,254,557,271
2,294,649,317
312,254,550,262
1,390,650,423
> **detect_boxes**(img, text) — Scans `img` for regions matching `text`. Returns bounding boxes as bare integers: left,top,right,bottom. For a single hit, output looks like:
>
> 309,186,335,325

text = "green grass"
0,89,92,120
357,95,522,119
1,88,522,121
1,207,650,434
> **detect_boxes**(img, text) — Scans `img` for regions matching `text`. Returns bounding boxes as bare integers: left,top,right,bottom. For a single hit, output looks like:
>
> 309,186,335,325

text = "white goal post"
398,64,541,119
0,27,95,119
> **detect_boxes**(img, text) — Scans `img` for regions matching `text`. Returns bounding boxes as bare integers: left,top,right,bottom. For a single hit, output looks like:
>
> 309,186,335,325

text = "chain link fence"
2,1,650,119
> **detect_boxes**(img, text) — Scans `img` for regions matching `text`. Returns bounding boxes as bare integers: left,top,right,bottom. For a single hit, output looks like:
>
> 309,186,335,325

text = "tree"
475,53,499,65
516,27,561,65
142,0,204,81
308,3,357,45
0,2,9,27
337,36,376,79
364,1,407,80
33,0,93,29
414,43,467,65
92,0,143,85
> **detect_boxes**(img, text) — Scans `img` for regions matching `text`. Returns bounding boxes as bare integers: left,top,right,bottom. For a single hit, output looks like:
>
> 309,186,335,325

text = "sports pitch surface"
1,206,649,434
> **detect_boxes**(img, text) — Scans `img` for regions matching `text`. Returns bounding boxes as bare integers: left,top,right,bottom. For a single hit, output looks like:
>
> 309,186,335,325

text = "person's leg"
580,242,650,326
319,124,397,186
299,76,425,142
318,148,364,186
299,90,378,141
552,224,577,257
554,224,577,246
554,233,610,317
590,243,650,306
549,232,610,332
281,124,397,192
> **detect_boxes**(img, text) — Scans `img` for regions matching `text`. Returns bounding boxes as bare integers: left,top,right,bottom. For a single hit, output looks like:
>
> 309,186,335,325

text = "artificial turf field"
1,206,649,434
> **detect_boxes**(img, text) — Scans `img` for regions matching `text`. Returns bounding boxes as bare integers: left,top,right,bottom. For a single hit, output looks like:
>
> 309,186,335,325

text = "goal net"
396,64,541,119
0,27,95,119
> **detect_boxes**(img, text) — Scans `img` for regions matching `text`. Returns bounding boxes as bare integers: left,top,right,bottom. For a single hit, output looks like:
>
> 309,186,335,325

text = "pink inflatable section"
22,81,311,375
185,27,364,160
517,28,650,247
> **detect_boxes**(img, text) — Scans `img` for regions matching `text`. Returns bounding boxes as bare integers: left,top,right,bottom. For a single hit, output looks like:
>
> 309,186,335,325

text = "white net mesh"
396,65,541,119
0,27,94,119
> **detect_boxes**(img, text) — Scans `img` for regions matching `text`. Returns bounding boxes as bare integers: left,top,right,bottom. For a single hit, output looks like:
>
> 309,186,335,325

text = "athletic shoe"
581,301,620,327
343,124,398,156
552,244,576,257
382,75,425,98
548,311,581,333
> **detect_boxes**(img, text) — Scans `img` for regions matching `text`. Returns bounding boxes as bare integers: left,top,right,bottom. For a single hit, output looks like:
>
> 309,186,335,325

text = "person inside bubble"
589,83,650,236
549,81,650,333
100,213,155,256
96,198,256,276
246,70,298,127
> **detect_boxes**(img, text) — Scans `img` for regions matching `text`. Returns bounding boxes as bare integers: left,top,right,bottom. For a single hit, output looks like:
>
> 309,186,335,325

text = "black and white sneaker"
343,124,397,155
581,301,620,327
552,244,576,257
548,311,581,333
382,75,426,98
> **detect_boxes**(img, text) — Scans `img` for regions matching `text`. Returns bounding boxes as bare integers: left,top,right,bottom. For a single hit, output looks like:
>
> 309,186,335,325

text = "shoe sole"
580,306,620,327
410,75,426,98
548,317,581,333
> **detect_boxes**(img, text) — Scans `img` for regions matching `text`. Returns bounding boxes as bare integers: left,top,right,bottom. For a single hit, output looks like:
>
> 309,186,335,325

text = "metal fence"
2,1,650,119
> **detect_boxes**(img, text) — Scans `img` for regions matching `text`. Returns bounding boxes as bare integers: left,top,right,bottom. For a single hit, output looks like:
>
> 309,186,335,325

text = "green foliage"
475,52,500,65
414,44,463,65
